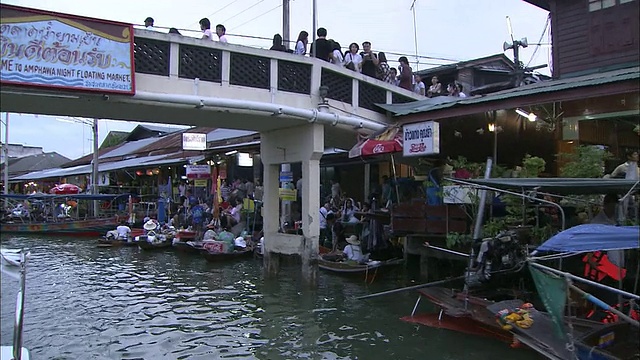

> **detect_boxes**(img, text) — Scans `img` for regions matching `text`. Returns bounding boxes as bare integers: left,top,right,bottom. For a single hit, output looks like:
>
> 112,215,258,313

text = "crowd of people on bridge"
141,17,467,99
270,27,468,99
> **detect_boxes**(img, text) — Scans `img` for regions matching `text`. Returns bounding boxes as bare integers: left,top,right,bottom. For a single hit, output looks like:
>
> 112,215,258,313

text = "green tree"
558,145,612,178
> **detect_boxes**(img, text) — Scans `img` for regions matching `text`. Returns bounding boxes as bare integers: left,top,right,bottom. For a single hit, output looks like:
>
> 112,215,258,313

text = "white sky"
1,0,550,160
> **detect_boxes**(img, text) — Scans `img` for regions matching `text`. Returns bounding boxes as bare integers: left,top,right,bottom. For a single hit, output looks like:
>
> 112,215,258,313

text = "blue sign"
279,171,293,182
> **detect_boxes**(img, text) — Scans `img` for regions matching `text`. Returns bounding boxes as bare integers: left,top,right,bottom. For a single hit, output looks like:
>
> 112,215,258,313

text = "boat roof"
450,178,639,195
536,224,640,253
0,193,130,201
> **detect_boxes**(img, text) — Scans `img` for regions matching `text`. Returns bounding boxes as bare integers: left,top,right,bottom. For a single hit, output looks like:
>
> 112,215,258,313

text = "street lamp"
488,123,502,166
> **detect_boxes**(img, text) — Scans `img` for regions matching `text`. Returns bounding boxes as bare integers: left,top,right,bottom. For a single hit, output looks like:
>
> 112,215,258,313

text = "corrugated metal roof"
207,129,257,142
12,164,92,180
379,66,640,116
101,137,160,158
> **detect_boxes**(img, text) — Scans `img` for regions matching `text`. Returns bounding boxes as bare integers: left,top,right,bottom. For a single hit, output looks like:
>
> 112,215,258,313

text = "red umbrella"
348,126,402,158
50,183,80,195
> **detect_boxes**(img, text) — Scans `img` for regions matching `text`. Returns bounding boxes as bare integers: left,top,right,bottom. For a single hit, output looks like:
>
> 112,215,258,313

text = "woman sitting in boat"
216,227,236,253
343,235,366,263
342,198,360,223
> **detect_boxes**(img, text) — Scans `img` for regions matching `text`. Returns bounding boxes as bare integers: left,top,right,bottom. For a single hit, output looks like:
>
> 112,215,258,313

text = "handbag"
344,53,356,71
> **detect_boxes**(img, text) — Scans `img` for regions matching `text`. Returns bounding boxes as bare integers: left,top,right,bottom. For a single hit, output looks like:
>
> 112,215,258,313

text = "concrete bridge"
1,28,422,285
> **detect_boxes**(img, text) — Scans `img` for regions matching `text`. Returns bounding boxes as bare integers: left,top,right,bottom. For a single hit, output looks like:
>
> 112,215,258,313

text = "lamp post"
91,118,99,217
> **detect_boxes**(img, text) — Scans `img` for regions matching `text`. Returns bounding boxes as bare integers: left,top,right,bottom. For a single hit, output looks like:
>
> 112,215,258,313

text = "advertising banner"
182,133,207,151
402,121,440,157
0,4,135,94
186,165,211,179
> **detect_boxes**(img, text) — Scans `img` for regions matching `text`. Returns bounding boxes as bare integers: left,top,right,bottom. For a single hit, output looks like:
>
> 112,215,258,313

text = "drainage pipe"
129,91,387,132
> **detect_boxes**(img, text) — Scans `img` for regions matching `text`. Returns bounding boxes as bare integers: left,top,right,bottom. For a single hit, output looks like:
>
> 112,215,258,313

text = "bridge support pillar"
260,124,324,286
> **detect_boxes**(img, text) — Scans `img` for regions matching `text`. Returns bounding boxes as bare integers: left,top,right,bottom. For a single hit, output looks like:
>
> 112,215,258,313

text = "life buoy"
586,302,639,323
582,251,626,282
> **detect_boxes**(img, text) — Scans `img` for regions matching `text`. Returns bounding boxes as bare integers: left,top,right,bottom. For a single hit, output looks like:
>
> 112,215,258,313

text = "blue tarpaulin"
536,224,640,253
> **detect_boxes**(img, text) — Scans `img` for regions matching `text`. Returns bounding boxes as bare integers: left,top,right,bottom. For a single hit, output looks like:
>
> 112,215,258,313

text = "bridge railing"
133,29,421,114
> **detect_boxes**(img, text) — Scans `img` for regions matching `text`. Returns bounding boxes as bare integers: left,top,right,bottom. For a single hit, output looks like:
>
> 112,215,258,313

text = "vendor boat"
0,193,130,237
202,247,254,262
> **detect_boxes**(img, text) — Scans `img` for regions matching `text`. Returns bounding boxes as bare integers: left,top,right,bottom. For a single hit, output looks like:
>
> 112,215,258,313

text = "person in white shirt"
116,221,131,240
294,31,308,55
342,235,364,262
199,18,213,40
330,41,344,66
611,151,639,180
413,74,426,96
343,43,363,72
216,24,228,43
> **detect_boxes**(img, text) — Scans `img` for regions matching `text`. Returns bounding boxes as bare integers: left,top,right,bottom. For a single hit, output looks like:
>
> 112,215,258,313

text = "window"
589,0,634,11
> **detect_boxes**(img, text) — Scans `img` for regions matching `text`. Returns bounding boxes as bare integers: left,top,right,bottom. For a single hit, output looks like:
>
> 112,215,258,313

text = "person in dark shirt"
270,33,288,52
360,41,379,78
311,27,332,62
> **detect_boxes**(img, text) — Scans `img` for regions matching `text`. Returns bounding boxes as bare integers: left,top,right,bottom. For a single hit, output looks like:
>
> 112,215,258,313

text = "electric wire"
221,0,265,26
186,0,242,28
526,14,551,68
233,3,283,32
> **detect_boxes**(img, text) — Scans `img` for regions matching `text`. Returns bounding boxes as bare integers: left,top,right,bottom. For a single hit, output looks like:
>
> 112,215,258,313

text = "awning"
536,224,640,253
348,126,402,158
450,178,639,195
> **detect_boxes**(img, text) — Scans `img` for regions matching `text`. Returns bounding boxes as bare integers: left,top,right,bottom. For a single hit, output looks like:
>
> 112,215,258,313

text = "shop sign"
279,171,293,182
194,179,208,187
182,133,207,151
402,121,440,157
186,165,210,179
0,4,135,94
279,188,297,201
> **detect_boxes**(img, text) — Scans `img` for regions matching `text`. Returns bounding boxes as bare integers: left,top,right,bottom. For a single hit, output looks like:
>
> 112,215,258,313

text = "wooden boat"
318,257,403,284
137,238,173,250
97,238,138,247
173,241,205,254
202,247,254,262
0,193,129,237
319,257,403,273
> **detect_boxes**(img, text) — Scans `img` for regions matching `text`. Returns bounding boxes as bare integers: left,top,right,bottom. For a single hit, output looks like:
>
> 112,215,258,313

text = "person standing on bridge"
216,24,228,43
200,18,213,41
294,31,308,55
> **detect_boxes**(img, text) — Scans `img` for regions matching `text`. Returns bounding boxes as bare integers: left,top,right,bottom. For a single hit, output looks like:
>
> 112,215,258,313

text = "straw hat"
143,220,158,231
346,235,360,246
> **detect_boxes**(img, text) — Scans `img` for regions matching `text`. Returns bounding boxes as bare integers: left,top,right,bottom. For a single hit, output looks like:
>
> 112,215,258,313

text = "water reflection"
1,235,540,359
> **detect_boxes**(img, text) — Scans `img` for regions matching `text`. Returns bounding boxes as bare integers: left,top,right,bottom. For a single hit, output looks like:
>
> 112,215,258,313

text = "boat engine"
465,230,525,287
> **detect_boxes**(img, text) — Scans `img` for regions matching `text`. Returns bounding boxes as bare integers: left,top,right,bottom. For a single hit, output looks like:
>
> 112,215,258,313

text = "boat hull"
1,217,116,237
203,248,253,262
138,239,173,250
173,242,204,254
318,258,403,274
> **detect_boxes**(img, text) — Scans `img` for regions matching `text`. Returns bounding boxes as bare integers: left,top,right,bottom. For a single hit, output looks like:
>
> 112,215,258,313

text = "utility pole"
2,112,9,208
311,0,317,57
283,0,290,50
92,118,99,217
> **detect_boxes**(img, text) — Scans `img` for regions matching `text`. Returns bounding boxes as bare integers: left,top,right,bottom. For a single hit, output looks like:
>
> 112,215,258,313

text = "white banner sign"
182,133,207,151
186,165,211,179
402,121,440,157
0,4,135,94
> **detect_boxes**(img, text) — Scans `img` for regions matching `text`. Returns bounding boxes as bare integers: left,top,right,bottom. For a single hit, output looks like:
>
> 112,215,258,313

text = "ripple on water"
2,235,545,360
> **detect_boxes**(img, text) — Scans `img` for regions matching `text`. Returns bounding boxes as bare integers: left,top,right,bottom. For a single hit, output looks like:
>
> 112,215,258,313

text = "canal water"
1,235,542,359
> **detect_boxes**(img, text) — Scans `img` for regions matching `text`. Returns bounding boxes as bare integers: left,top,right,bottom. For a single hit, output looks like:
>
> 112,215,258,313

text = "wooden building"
383,0,639,174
